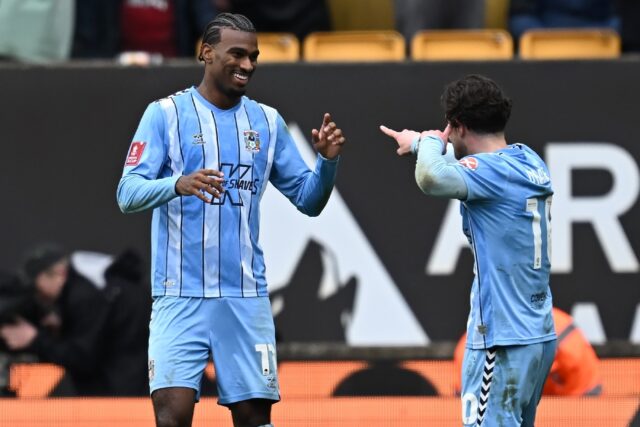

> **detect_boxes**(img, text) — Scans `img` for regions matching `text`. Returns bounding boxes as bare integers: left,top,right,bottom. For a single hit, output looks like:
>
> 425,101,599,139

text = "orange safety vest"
543,308,602,396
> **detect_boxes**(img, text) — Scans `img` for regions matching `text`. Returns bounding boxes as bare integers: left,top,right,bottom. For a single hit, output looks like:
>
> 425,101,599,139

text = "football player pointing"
381,74,556,427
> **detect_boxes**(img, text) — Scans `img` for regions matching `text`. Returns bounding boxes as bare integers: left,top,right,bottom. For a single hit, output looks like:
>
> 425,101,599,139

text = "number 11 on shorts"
255,343,277,375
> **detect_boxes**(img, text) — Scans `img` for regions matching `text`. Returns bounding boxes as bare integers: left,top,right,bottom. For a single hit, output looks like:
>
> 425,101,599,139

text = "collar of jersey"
496,143,525,156
189,86,244,114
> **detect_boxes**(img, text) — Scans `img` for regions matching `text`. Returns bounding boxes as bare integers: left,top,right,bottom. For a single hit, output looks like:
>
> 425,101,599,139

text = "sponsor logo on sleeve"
125,141,147,166
458,157,479,170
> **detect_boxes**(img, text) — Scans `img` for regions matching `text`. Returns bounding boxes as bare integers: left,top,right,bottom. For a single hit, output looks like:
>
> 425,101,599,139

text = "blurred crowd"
0,244,150,397
0,0,638,63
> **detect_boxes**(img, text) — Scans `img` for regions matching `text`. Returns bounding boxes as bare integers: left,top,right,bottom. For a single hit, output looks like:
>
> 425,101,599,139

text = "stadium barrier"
9,356,640,399
0,396,639,427
5,343,640,426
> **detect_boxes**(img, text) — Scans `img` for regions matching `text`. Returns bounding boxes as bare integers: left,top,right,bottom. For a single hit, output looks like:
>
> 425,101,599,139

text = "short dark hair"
441,74,512,134
21,242,67,282
201,13,255,46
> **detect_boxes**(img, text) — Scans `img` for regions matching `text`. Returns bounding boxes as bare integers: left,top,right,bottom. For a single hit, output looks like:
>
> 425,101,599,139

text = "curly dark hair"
441,75,512,134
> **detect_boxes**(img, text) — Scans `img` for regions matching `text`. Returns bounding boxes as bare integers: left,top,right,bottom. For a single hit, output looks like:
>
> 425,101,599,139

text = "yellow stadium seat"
411,30,514,61
303,31,406,62
257,32,300,62
519,29,621,60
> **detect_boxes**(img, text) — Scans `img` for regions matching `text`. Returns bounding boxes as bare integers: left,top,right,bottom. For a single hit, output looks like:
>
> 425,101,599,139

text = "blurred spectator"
508,0,620,41
227,0,331,41
0,243,111,396
100,249,151,396
0,244,151,396
394,0,485,42
0,270,40,396
0,0,74,63
453,307,602,396
72,0,218,59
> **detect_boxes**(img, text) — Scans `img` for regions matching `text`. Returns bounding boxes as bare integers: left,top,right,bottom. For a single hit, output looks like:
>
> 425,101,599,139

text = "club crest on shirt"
458,157,479,170
125,141,146,166
243,130,260,152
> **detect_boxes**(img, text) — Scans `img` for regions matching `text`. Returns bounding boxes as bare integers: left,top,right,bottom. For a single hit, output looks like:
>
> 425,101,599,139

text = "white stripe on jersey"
235,105,258,297
191,95,222,297
258,103,279,199
160,97,184,296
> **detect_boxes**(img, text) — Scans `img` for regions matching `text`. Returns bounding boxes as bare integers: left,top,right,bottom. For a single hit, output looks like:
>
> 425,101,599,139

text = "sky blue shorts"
460,340,556,426
148,296,280,405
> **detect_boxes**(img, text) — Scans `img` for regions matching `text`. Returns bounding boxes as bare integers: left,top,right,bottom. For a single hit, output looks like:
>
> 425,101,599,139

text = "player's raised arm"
381,123,467,199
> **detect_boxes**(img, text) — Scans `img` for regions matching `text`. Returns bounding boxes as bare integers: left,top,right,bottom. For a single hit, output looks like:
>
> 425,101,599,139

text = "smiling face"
203,28,258,106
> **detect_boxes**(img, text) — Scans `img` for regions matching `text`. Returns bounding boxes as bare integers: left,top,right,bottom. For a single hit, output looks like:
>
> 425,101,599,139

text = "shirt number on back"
526,196,552,269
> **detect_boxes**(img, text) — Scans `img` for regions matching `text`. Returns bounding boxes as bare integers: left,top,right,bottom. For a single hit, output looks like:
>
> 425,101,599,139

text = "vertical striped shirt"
457,144,556,349
117,86,339,297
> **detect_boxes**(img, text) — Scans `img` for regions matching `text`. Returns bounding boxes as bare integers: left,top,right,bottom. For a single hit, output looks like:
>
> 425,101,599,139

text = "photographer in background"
0,243,111,396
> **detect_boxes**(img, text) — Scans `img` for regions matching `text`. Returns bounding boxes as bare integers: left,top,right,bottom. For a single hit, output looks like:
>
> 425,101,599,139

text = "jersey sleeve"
116,101,180,213
268,114,339,216
414,135,468,199
455,154,509,202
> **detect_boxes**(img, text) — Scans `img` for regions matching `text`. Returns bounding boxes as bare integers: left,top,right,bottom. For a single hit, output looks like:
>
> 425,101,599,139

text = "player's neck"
468,132,507,155
196,81,240,110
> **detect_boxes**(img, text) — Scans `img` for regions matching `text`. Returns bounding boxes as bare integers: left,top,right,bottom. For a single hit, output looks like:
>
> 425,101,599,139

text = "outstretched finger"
322,113,332,127
379,125,399,139
317,114,331,140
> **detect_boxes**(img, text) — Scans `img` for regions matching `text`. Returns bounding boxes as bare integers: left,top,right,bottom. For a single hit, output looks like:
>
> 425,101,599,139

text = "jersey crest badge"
244,130,261,152
458,157,479,170
125,141,146,166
